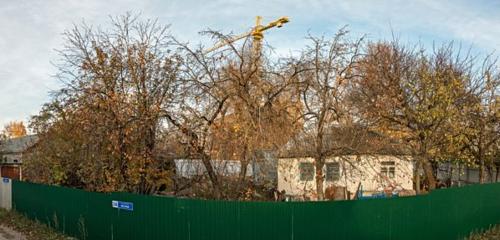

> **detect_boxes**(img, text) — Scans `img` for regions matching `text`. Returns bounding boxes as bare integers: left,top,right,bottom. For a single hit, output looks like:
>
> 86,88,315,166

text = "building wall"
1,153,22,164
174,159,254,178
174,157,277,184
277,155,414,199
0,153,22,180
0,178,12,210
437,162,499,186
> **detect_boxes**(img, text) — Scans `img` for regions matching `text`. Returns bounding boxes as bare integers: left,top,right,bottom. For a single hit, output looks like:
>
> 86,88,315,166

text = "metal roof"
0,135,38,154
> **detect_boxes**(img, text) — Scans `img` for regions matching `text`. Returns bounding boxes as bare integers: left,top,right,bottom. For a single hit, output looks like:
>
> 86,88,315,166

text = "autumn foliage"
23,14,499,199
2,121,27,139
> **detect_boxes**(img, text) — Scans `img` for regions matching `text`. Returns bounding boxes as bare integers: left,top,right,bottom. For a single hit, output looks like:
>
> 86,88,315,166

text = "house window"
381,161,396,178
325,162,340,181
299,162,314,181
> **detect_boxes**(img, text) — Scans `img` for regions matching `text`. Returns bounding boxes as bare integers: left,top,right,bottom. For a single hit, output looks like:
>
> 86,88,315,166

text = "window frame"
299,162,315,181
381,161,396,178
325,162,340,181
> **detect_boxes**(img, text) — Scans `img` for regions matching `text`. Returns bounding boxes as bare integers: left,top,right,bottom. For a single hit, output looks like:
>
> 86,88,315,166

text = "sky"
0,0,499,128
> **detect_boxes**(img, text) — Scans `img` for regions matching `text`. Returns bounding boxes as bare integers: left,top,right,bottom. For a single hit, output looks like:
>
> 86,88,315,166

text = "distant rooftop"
0,135,38,154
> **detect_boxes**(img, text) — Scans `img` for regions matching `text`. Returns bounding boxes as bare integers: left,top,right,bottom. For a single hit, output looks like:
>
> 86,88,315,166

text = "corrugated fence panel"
12,181,500,240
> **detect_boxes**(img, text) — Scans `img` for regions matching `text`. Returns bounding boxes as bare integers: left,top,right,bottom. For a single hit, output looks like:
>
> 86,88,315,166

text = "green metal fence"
12,180,500,240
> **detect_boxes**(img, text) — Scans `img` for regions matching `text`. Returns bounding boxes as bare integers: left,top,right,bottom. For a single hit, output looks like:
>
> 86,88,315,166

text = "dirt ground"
0,225,25,240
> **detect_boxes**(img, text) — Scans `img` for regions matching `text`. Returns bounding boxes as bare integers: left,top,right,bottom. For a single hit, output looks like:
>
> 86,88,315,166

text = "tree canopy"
25,14,500,199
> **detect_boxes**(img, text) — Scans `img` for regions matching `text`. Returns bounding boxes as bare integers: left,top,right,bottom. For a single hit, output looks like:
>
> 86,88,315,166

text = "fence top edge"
12,180,500,204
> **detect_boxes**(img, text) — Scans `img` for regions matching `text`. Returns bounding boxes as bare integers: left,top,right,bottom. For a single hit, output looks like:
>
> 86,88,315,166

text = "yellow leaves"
233,123,241,132
2,121,27,138
95,46,108,66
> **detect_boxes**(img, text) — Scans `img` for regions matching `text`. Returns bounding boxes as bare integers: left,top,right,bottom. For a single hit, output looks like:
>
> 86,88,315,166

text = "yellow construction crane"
203,16,290,54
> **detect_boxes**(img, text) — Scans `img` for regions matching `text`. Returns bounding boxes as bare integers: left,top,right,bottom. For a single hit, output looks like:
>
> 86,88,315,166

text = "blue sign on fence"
112,200,134,211
2,178,9,183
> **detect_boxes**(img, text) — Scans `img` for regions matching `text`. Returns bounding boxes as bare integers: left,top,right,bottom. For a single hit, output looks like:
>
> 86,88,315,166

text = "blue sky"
0,0,499,128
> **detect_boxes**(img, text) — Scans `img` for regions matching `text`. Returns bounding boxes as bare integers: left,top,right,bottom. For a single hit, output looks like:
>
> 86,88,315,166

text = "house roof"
0,135,38,154
278,125,409,158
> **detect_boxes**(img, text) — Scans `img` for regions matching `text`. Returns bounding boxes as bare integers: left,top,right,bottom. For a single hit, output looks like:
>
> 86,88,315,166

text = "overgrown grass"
468,225,500,240
0,208,71,240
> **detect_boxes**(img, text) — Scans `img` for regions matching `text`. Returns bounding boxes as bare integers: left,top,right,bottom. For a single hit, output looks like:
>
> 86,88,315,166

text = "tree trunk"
487,166,493,183
496,166,500,183
422,159,436,191
236,143,249,197
315,157,325,200
479,158,485,184
200,152,221,199
314,129,325,201
415,161,421,194
139,123,157,194
118,127,128,188
448,165,453,187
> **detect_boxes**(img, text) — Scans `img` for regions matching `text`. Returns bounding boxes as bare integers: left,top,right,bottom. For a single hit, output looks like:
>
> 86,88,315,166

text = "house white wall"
278,155,414,199
174,159,254,178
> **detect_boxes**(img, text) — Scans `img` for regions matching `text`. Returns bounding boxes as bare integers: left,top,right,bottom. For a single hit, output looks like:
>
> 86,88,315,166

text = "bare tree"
167,30,302,199
293,28,364,200
164,35,234,198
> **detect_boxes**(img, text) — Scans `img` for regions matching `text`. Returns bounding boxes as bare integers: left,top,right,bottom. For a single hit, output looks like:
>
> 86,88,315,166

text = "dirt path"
0,225,25,240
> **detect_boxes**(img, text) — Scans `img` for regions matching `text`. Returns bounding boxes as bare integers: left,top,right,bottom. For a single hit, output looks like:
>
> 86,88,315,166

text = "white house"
276,125,416,200
278,155,414,200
